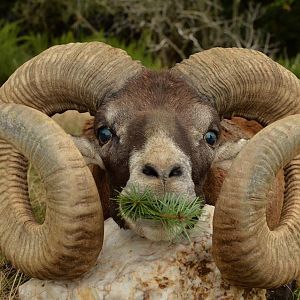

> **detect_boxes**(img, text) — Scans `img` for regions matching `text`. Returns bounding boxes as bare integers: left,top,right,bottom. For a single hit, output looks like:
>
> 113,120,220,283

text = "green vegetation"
0,22,29,84
27,165,47,224
294,290,300,300
116,185,204,240
0,0,299,85
0,264,29,300
278,54,300,78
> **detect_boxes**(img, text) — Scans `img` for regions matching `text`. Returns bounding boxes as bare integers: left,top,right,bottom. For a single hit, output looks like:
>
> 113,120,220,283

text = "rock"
19,205,266,300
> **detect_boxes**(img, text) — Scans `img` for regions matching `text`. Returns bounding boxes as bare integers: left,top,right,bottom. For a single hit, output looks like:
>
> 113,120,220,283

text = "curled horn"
213,114,300,287
0,42,144,279
171,48,300,287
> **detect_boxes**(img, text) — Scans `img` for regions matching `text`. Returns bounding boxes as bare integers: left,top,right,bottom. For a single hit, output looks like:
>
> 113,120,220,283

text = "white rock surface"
19,205,266,300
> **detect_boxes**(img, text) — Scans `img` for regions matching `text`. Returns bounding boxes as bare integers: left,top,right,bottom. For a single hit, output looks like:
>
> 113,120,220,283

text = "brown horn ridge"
171,48,300,288
0,42,144,279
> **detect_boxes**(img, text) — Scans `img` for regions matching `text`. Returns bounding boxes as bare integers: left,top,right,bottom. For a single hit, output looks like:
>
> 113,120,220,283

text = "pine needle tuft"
115,185,204,240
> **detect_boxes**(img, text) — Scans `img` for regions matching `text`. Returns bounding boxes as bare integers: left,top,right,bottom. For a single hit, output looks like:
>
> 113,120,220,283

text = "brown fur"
83,119,111,220
204,117,285,230
84,116,284,229
82,71,284,230
90,71,221,226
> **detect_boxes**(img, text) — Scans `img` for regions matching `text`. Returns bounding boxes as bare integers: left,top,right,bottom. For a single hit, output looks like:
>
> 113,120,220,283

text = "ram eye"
97,126,113,144
204,131,218,146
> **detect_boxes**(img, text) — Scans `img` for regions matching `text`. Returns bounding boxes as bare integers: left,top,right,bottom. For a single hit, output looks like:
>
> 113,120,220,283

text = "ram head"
0,42,300,289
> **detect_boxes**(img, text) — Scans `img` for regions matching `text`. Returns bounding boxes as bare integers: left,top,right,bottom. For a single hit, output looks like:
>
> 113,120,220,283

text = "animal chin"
124,217,182,241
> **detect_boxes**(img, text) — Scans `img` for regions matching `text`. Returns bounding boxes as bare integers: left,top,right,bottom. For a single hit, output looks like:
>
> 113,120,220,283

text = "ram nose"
142,163,184,181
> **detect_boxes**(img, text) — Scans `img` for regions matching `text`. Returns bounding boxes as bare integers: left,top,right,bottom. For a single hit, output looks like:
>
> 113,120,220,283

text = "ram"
0,42,300,291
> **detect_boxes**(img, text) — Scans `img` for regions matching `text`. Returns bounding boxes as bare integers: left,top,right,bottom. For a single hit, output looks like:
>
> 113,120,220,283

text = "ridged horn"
0,42,144,279
171,48,300,287
171,48,300,124
213,114,300,287
1,42,143,115
0,104,102,279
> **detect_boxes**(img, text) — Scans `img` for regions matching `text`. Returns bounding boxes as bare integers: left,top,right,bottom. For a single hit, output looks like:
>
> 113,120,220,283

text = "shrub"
0,22,29,84
278,53,300,78
8,0,278,66
89,0,278,65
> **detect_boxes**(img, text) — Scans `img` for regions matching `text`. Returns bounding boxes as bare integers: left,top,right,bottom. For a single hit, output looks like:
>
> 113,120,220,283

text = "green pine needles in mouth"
115,185,204,240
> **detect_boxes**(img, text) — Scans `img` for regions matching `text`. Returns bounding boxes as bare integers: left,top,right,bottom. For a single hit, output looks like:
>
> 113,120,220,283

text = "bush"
5,0,279,66
88,0,278,65
0,22,29,84
278,53,300,78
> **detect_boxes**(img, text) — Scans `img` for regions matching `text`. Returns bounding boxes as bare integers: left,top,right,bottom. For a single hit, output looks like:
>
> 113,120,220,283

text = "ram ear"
204,139,249,206
212,139,248,171
71,136,105,169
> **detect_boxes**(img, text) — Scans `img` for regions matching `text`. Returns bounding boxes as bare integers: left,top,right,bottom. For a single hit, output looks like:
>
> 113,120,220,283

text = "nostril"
142,164,159,178
169,166,183,177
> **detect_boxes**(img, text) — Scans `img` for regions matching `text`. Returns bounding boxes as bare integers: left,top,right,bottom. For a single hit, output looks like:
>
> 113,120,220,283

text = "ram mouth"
115,185,204,241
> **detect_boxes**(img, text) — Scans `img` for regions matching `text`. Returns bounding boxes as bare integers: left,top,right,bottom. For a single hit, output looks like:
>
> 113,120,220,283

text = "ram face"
87,71,219,237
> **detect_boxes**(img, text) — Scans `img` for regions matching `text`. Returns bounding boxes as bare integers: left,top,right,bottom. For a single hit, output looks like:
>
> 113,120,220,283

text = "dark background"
0,0,299,84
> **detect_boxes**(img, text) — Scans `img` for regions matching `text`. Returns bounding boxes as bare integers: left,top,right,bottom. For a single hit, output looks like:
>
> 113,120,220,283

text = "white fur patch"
122,130,196,241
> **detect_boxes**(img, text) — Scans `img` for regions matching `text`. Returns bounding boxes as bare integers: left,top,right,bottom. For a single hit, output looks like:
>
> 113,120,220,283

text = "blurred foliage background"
0,0,299,85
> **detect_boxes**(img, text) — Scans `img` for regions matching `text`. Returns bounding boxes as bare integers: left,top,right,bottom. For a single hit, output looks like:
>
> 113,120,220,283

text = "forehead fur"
96,69,219,136
106,70,213,110
95,70,220,149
